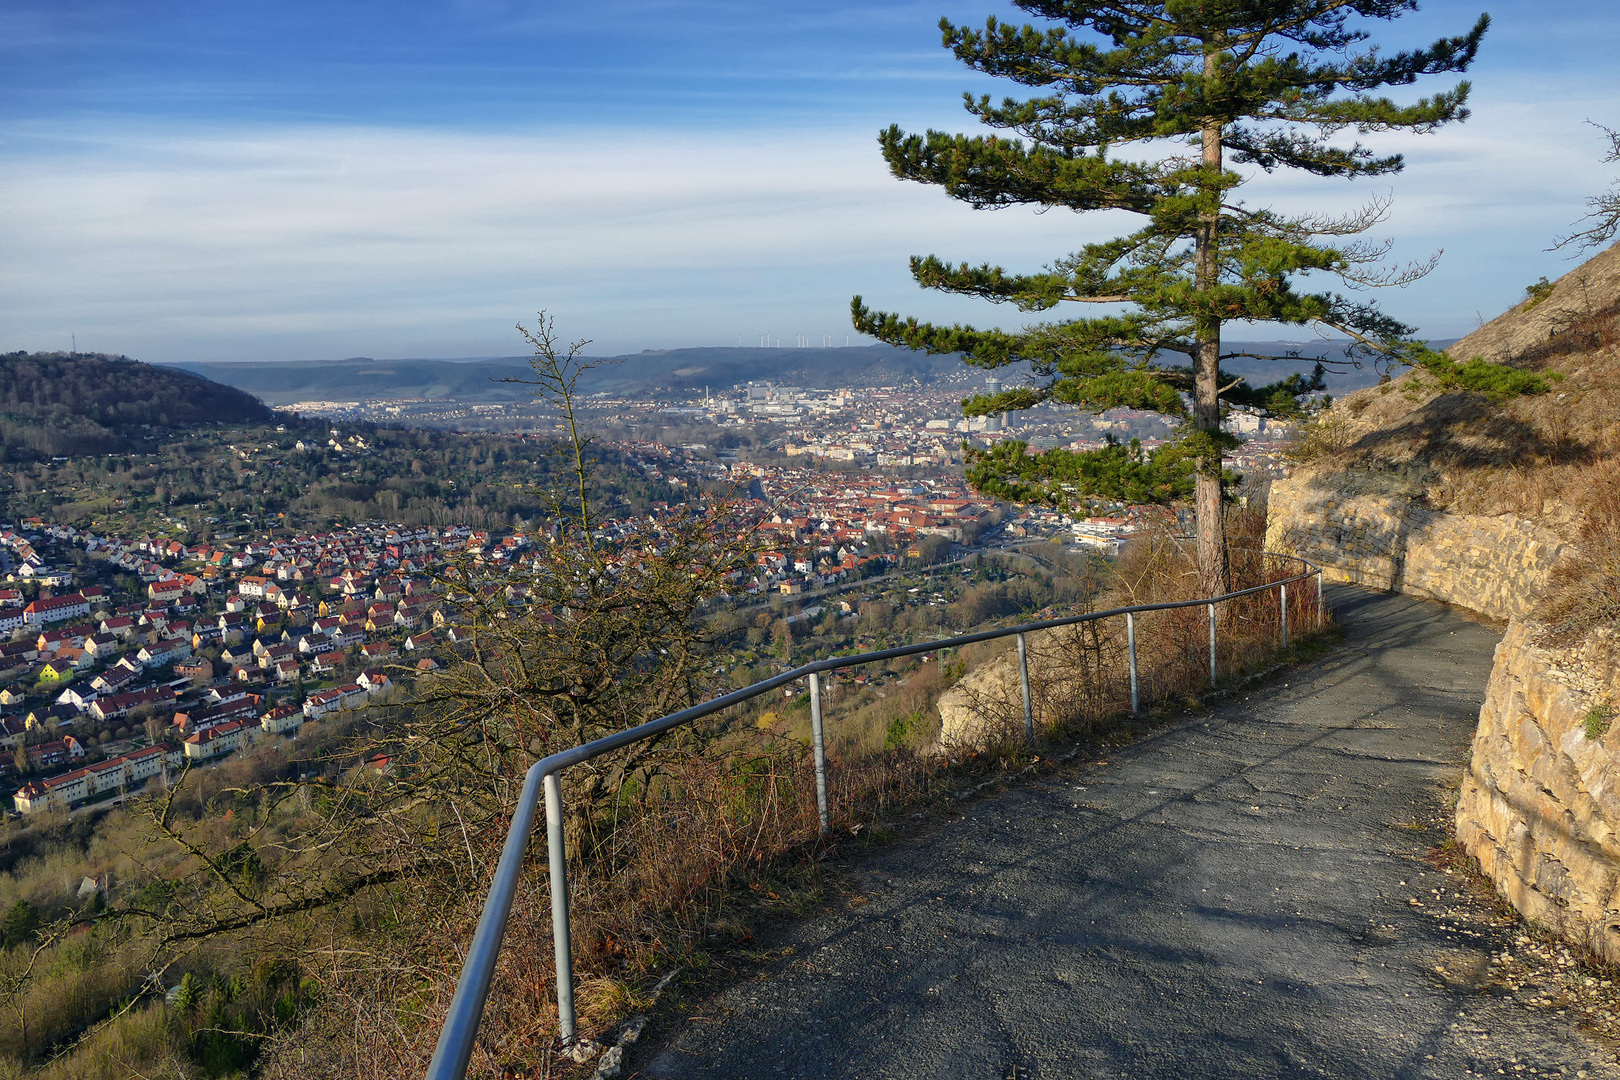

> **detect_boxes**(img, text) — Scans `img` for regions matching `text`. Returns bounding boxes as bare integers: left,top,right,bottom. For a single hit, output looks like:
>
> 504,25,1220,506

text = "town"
0,410,1300,820
0,356,1311,821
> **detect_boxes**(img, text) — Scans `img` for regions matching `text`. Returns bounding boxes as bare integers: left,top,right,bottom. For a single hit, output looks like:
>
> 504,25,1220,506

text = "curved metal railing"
425,552,1325,1079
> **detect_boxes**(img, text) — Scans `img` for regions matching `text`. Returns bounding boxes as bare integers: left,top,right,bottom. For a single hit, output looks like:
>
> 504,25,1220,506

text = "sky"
2,1,1617,363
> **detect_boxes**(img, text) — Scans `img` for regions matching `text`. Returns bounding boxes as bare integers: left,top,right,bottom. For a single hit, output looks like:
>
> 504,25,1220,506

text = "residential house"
28,737,86,769
37,659,77,685
260,705,303,736
147,578,185,604
359,642,395,663
331,626,366,649
99,616,137,640
22,593,90,628
173,694,260,735
183,719,252,760
55,685,97,711
219,643,256,668
84,633,119,659
296,632,333,655
90,687,174,723
310,651,345,674
84,757,132,796
303,683,366,719
24,705,76,731
136,638,191,668
90,663,141,695
175,657,214,684
357,670,392,694
0,642,38,666
13,769,89,814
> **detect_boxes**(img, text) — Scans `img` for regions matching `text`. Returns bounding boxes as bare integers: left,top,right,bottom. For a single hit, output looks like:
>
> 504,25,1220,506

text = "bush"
1585,704,1614,742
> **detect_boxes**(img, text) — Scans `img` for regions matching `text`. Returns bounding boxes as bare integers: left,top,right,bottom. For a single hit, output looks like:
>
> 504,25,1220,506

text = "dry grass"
1533,457,1620,644
948,506,1323,758
1289,243,1620,645
1292,247,1620,535
252,726,948,1078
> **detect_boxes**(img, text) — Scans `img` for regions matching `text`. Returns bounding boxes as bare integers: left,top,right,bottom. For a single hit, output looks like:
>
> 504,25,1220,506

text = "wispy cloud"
0,121,1097,359
0,89,1612,362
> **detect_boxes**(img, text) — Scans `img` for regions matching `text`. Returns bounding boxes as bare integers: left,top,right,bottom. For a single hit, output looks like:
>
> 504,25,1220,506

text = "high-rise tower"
983,377,1005,432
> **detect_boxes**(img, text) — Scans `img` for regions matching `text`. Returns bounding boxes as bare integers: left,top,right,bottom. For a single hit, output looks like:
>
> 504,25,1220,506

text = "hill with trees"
0,352,275,459
0,351,688,536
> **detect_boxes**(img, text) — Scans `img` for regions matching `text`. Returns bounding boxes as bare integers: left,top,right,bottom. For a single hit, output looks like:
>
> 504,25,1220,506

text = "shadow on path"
630,588,1612,1080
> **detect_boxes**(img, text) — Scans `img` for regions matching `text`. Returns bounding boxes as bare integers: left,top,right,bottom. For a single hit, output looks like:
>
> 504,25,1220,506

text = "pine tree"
853,1,1487,595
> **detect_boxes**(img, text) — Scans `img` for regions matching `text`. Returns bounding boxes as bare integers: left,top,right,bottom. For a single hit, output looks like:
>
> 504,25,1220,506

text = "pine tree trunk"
1194,48,1231,600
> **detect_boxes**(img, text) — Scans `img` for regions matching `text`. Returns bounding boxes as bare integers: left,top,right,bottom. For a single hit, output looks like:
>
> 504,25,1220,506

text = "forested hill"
0,351,275,458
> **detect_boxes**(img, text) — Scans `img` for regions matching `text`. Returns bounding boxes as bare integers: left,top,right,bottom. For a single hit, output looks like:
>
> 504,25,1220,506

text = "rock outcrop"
934,645,1025,752
1265,484,1570,623
934,623,1124,753
1456,623,1620,961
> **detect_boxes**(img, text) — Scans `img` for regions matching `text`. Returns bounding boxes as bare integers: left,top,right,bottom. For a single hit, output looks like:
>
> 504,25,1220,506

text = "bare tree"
1553,122,1620,253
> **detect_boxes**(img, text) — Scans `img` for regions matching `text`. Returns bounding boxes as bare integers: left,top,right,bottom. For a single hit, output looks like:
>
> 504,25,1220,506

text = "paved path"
634,588,1618,1079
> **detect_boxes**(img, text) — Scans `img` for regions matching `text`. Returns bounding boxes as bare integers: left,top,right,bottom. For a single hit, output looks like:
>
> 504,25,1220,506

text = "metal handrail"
425,552,1324,1079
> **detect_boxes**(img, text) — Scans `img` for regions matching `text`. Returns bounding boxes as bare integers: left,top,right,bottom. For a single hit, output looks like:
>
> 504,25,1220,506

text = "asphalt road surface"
633,588,1617,1079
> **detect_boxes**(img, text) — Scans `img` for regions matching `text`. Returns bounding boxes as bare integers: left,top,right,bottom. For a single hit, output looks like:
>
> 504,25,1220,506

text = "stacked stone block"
1457,625,1620,962
1264,480,1569,623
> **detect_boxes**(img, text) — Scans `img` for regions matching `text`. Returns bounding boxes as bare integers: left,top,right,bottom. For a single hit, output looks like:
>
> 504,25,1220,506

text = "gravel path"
631,588,1618,1080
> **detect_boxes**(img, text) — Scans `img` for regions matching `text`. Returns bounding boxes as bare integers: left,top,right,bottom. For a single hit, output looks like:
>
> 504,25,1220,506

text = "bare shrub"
255,728,943,1077
937,503,1323,756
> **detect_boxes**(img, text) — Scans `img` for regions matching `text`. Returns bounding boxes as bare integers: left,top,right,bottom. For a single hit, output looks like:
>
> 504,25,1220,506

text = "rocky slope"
1267,242,1620,960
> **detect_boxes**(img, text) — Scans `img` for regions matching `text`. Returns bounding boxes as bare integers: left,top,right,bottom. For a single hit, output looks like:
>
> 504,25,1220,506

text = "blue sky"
2,1,1617,362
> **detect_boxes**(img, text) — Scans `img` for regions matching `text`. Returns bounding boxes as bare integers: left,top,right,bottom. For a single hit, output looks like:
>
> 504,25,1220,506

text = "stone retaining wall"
1456,624,1620,961
1266,475,1620,956
1264,478,1571,623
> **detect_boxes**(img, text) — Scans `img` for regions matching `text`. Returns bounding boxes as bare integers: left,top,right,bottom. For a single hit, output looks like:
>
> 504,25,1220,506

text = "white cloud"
1,97,1614,361
1,121,1093,359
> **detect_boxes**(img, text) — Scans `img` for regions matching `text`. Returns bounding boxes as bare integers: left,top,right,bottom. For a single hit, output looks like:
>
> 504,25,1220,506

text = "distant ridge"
168,339,1414,406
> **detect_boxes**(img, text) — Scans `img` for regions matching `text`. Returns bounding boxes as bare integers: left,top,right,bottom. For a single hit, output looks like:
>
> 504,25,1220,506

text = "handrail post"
809,672,828,835
1125,612,1138,713
422,549,1329,1078
545,772,577,1047
425,763,549,1080
1016,632,1034,744
1279,584,1289,649
1207,602,1217,687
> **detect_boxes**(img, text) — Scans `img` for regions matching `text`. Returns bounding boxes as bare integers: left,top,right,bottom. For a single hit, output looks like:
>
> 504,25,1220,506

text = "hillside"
1291,242,1620,548
0,351,276,458
172,340,1393,406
